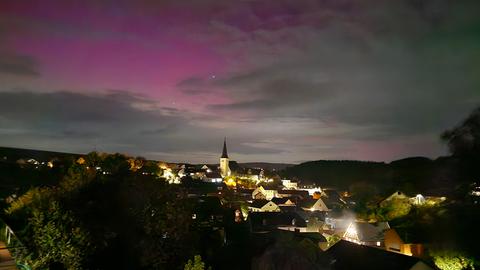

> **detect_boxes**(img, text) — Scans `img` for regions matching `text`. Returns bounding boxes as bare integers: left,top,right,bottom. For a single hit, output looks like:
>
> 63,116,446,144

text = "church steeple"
220,137,231,177
221,137,228,158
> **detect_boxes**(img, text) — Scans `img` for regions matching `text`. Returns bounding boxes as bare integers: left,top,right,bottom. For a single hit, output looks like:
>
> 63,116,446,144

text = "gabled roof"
250,199,270,209
344,222,390,242
279,205,296,212
253,186,265,194
248,212,308,231
201,164,210,170
299,198,330,211
278,189,309,198
271,197,294,205
323,196,346,208
327,240,433,270
322,189,341,200
299,199,317,208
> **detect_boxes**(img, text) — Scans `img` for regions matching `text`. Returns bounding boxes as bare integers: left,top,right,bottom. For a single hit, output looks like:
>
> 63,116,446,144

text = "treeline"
2,152,201,270
281,156,462,196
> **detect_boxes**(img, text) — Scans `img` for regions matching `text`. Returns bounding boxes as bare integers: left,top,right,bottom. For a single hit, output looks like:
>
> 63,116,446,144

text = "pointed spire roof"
221,137,229,158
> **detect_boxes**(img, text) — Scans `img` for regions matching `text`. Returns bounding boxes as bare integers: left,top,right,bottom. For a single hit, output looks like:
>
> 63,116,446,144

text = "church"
218,138,266,182
219,138,231,177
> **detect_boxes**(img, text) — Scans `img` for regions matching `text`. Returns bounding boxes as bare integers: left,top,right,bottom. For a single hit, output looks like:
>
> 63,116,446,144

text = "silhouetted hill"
239,162,294,171
389,156,432,166
281,156,462,196
0,146,80,163
281,160,389,188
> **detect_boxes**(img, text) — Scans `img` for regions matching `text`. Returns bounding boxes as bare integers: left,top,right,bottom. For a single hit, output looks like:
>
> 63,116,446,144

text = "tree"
126,177,195,269
429,248,475,270
442,106,480,180
5,152,197,269
6,190,92,269
442,107,480,158
376,198,412,221
28,201,92,269
184,255,210,270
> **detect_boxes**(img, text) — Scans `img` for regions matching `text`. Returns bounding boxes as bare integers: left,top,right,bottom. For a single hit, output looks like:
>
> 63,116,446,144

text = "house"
321,189,341,200
343,221,390,247
271,197,296,212
248,200,281,212
274,209,328,233
281,179,298,190
299,185,322,196
26,158,40,165
323,212,351,236
321,189,347,209
384,229,424,257
252,186,278,200
300,198,330,212
275,228,328,246
252,186,266,199
248,212,307,232
271,197,295,206
277,189,309,200
470,182,480,204
201,164,212,172
411,194,426,205
327,240,434,270
203,171,223,183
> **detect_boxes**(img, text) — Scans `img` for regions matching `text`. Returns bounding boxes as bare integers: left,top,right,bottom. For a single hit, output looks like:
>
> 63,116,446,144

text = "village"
131,139,454,270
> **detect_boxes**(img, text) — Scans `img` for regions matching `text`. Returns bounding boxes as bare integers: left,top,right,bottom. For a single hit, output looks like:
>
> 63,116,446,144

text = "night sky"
1,0,479,163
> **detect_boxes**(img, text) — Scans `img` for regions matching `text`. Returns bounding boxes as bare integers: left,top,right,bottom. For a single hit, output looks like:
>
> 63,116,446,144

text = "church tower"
220,137,231,177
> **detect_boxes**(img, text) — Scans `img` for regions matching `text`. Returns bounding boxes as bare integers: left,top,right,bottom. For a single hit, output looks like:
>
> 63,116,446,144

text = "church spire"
221,137,228,158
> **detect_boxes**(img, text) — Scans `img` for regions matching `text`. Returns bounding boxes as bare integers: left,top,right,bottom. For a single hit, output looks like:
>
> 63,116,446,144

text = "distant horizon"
0,144,448,165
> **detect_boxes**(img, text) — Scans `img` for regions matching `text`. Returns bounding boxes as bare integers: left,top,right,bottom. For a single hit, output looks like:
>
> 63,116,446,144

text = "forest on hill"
280,156,461,196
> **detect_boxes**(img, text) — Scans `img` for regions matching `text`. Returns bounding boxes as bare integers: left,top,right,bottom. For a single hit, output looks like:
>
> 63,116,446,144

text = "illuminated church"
220,138,231,177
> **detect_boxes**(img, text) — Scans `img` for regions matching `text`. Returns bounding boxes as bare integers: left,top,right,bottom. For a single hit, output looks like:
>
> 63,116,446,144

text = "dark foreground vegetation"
3,153,198,269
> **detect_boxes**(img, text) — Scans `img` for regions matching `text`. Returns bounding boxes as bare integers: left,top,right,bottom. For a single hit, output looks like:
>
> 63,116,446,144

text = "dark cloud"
0,90,284,162
0,52,40,76
208,0,480,140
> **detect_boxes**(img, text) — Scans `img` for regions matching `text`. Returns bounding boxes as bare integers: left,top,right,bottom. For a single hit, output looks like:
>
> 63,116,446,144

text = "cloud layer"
0,0,479,163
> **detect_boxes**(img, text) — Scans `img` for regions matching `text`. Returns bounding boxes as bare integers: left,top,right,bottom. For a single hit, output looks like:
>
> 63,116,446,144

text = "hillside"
0,146,81,163
238,162,294,171
280,156,462,195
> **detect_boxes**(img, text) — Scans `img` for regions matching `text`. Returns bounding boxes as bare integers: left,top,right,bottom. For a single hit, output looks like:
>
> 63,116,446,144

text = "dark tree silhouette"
442,106,480,179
